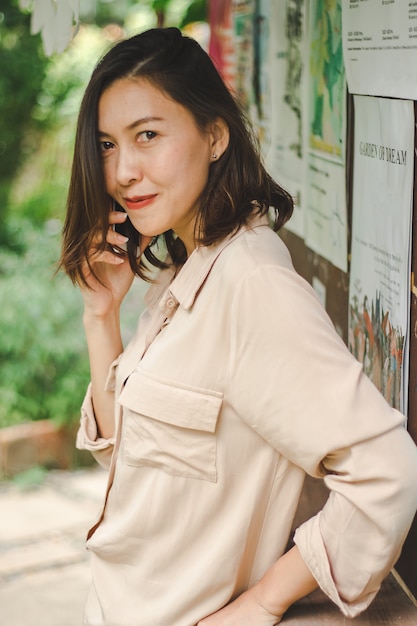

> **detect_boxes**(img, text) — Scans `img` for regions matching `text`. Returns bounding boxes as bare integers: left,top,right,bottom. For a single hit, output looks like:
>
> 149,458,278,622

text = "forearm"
83,309,123,440
256,545,318,617
198,545,318,624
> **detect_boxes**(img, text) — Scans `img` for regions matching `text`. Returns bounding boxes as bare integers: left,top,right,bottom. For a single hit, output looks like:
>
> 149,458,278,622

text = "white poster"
343,0,417,99
349,96,414,413
266,0,308,238
305,153,348,272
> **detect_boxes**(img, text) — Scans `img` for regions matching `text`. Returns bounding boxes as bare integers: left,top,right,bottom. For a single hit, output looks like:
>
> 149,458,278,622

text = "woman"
61,27,417,626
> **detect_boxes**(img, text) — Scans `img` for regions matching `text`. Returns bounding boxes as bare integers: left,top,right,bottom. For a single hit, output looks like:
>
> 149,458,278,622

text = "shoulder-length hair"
61,27,293,285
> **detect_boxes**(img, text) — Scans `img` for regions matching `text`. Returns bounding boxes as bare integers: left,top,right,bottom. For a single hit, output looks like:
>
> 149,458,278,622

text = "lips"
124,194,157,211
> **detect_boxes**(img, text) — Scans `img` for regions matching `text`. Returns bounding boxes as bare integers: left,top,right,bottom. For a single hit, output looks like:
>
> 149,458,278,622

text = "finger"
107,230,129,246
89,247,126,265
107,228,129,250
109,209,128,226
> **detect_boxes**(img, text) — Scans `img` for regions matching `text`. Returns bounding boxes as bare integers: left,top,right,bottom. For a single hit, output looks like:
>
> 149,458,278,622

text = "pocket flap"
118,370,223,433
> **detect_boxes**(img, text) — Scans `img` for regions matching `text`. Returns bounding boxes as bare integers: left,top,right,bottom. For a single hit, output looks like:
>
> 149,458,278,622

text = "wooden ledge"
284,572,417,624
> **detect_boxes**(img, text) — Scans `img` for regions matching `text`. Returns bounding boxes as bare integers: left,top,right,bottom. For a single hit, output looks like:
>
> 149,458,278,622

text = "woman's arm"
226,262,417,619
83,309,123,439
79,210,151,440
198,545,318,625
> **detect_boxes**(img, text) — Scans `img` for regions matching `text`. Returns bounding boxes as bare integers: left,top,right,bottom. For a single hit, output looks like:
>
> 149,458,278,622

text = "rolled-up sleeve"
294,421,417,616
76,353,122,469
230,264,417,617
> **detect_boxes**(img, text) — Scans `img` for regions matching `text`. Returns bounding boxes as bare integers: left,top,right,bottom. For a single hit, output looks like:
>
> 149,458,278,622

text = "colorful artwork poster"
266,0,308,239
305,153,347,272
308,0,346,161
343,0,417,99
349,96,414,413
209,0,236,90
232,0,256,114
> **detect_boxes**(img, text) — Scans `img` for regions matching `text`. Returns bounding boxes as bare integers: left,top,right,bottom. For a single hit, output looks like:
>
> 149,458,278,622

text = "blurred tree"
152,0,171,27
0,0,49,247
180,0,207,28
1,0,208,241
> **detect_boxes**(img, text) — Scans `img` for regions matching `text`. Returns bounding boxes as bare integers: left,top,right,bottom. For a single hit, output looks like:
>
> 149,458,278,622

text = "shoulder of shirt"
154,221,297,311
215,223,295,278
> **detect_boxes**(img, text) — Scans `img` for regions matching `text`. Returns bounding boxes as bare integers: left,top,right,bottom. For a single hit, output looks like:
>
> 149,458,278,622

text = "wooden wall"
280,95,417,599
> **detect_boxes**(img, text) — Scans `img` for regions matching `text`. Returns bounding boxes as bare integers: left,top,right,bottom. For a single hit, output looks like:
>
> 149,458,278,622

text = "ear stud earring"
212,153,218,160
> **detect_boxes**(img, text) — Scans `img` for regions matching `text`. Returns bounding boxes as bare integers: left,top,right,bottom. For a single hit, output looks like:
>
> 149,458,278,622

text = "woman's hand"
197,585,282,626
80,210,150,319
79,210,152,439
198,547,318,626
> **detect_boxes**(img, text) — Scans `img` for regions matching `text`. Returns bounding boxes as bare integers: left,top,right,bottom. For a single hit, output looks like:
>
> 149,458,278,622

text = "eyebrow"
97,116,164,137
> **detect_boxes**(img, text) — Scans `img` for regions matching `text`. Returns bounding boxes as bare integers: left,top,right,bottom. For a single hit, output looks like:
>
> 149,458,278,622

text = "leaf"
30,0,80,56
30,0,54,36
55,0,75,54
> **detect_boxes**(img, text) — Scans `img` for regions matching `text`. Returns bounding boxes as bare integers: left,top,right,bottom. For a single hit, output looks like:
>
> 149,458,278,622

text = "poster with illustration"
252,0,272,156
305,0,347,270
232,0,256,115
308,0,345,160
266,0,308,238
349,96,414,414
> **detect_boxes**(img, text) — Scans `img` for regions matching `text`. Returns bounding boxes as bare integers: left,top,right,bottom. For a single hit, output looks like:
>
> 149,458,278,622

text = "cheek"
102,161,114,192
175,146,211,182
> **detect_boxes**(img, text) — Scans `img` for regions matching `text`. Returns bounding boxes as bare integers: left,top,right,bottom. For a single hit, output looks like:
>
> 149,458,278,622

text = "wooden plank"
284,573,417,625
279,229,349,342
396,510,417,602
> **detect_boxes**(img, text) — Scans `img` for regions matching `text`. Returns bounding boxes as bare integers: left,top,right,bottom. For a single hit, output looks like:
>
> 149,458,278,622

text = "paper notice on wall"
266,0,308,239
252,0,272,158
304,153,348,272
343,0,417,98
349,96,414,414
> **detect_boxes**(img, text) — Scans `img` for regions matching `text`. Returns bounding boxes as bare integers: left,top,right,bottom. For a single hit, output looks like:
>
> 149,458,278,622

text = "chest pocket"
118,370,223,482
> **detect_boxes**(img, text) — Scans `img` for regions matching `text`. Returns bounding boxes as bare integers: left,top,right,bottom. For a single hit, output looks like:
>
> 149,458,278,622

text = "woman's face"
98,78,218,255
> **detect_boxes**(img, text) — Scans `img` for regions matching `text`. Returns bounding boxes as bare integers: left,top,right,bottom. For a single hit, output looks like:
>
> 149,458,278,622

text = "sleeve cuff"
294,514,378,618
76,383,116,468
104,353,123,392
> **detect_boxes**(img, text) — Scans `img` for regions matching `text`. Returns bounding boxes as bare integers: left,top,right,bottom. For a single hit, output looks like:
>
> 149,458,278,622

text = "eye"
137,130,157,143
100,140,114,152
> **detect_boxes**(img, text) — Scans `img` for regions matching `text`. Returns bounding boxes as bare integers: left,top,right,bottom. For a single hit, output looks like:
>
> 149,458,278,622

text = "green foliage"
0,219,90,428
0,0,49,237
180,0,207,27
11,465,48,490
9,26,108,226
0,4,207,431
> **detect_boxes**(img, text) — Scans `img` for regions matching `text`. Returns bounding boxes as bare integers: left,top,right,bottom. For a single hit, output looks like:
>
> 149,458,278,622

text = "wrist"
255,546,318,617
83,307,120,328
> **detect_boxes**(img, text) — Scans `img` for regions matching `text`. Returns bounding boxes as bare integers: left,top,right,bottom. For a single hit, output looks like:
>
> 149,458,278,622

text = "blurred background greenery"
0,0,207,429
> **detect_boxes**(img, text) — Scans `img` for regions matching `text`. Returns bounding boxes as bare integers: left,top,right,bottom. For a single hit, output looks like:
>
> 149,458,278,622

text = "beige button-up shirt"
77,218,417,626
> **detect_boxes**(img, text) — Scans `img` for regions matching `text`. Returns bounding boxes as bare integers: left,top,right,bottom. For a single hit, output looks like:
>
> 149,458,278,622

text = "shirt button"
166,298,176,309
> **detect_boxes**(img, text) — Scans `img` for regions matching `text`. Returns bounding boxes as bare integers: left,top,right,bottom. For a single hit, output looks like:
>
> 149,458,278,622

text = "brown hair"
61,27,293,285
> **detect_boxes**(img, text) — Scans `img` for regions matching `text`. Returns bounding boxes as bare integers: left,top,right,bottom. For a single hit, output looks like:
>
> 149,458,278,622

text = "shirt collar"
167,214,269,311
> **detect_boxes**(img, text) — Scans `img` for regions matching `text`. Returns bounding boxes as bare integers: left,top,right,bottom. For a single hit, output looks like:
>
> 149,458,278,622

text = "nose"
116,146,143,186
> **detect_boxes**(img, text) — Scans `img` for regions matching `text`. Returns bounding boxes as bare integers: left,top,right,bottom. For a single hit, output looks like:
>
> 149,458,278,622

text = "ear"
209,117,229,161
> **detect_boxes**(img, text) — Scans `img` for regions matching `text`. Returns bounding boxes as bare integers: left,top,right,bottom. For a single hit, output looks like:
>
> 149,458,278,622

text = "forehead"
98,77,192,130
